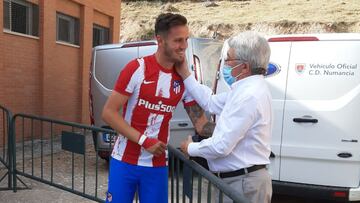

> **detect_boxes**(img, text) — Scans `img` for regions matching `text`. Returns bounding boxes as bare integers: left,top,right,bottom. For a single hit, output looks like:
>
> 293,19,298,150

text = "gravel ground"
0,178,94,203
0,133,109,202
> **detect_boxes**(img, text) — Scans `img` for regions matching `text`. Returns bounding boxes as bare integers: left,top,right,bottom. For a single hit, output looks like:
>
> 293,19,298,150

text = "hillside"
119,0,360,42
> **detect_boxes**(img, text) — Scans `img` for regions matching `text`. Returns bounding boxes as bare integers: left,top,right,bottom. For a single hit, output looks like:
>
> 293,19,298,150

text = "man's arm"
184,103,215,137
176,59,215,137
102,91,166,156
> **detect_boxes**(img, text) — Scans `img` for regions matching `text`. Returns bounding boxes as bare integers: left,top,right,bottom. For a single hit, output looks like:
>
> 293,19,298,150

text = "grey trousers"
214,168,272,203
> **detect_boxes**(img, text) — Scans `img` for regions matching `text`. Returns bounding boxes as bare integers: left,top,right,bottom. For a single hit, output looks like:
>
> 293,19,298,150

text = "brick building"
0,0,120,124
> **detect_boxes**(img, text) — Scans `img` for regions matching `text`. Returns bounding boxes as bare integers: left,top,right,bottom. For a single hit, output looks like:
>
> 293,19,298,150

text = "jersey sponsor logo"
173,80,181,94
138,99,176,113
143,80,155,84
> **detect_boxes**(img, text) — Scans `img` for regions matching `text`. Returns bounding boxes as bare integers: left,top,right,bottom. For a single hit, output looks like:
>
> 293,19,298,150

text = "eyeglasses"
224,58,242,62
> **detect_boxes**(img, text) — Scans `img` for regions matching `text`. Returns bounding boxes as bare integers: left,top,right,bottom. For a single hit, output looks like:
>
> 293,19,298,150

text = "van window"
191,39,223,89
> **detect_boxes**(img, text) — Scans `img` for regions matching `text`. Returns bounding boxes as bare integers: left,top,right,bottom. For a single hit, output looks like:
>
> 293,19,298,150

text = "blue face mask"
222,63,242,86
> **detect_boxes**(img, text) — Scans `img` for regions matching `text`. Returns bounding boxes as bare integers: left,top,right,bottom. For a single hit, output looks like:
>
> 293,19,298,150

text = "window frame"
56,12,79,46
3,0,38,36
93,24,110,47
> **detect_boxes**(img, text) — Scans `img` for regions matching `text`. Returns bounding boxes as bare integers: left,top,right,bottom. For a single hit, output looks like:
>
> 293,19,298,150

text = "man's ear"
156,35,164,47
243,63,251,74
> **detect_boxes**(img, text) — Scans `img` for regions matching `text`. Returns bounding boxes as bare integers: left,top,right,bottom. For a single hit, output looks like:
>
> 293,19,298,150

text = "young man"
102,13,214,203
176,31,273,203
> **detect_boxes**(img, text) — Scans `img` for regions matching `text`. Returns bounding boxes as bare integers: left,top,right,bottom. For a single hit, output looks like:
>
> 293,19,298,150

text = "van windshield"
192,39,223,91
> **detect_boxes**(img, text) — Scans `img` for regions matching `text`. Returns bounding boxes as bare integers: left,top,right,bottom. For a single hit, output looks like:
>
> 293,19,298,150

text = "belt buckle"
216,172,221,178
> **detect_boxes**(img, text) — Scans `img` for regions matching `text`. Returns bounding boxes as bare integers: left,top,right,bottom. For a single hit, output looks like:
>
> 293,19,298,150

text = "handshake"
139,134,193,157
180,135,193,156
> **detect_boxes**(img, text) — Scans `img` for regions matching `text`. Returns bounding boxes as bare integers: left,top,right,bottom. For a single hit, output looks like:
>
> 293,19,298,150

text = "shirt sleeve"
187,95,257,159
183,75,228,115
113,59,140,96
182,88,197,107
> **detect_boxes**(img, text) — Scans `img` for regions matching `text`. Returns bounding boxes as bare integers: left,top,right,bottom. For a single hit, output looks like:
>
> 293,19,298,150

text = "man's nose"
180,40,188,49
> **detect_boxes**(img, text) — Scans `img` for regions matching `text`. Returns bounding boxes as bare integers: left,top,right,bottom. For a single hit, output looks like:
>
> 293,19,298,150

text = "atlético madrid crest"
295,63,306,74
173,80,181,94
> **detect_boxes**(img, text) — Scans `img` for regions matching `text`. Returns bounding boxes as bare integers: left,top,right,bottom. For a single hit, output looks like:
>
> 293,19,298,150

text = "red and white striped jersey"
112,54,196,167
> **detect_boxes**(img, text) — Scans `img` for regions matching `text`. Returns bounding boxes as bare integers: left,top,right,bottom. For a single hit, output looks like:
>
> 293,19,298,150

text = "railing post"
0,105,13,191
7,109,12,190
10,116,17,192
8,112,12,190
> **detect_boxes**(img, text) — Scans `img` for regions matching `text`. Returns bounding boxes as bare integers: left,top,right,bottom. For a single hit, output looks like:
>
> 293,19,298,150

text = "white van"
274,33,360,202
90,33,360,202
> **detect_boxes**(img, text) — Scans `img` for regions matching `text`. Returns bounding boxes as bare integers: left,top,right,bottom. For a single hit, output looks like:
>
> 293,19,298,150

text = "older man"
176,31,273,203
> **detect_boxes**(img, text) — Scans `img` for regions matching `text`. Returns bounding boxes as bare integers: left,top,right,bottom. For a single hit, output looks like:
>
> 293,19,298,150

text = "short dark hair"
155,13,187,36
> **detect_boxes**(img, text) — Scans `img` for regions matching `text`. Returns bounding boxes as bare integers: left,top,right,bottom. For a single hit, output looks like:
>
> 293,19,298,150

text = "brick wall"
2,34,41,115
0,0,120,125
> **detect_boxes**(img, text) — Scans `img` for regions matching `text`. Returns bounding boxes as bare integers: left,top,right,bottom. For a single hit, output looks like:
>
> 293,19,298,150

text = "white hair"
228,31,271,75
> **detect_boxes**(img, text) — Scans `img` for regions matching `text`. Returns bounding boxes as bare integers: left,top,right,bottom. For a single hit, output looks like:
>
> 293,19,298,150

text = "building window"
3,0,39,36
93,24,110,47
56,12,79,45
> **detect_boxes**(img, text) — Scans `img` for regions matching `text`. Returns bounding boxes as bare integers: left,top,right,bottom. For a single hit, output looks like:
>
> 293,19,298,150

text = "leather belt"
214,165,266,178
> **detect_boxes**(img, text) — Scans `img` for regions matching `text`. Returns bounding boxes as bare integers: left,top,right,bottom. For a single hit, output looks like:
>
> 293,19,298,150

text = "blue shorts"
106,158,168,203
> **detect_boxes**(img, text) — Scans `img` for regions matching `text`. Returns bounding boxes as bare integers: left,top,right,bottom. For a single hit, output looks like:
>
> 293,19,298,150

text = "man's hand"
180,135,193,156
175,58,191,79
143,138,167,157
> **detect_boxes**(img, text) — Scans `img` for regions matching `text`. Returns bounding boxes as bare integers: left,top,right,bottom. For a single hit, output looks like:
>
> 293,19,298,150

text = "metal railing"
2,107,247,203
0,105,12,191
11,113,117,202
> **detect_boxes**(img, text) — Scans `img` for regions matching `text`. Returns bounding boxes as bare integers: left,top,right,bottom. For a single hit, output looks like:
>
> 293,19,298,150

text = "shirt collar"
151,54,174,74
230,75,264,89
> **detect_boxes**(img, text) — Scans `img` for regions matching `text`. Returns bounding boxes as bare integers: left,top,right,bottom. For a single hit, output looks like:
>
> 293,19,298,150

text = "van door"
265,42,291,180
280,40,360,187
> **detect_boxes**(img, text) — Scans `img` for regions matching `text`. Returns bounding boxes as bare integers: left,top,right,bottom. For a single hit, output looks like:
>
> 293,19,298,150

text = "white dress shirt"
185,75,272,172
